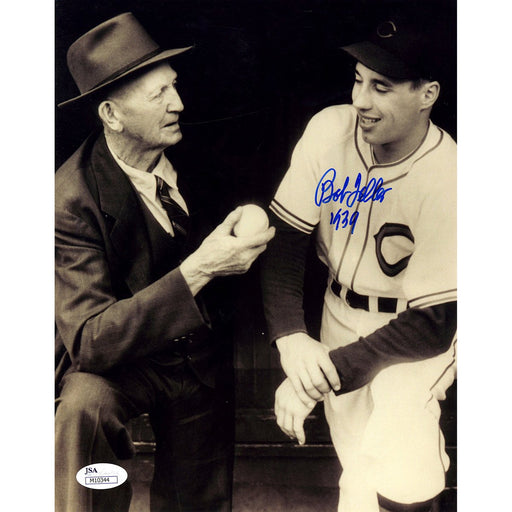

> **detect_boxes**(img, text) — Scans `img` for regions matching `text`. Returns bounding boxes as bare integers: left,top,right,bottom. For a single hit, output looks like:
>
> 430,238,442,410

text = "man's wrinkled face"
112,63,184,152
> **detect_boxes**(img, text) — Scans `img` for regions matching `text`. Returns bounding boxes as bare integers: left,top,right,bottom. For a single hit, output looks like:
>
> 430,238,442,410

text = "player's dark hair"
410,78,431,90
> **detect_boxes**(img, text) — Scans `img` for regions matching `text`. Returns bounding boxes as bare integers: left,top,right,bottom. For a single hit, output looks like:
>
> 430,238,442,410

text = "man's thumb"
220,207,243,234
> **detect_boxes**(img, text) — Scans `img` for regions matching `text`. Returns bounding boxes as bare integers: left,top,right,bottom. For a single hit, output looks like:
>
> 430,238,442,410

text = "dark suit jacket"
55,131,226,389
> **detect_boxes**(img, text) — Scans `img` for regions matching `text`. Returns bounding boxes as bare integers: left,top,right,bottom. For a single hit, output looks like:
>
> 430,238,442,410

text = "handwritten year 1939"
330,208,359,234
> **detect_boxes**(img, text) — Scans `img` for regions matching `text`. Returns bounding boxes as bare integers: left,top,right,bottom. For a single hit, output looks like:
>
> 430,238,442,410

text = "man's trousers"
55,359,234,512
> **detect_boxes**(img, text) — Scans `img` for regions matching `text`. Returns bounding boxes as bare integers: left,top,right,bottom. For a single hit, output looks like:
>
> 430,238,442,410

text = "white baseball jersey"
270,104,456,321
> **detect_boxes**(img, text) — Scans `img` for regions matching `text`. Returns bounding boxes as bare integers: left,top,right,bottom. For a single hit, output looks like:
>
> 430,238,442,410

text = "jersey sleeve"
270,139,321,233
270,106,353,233
404,150,457,308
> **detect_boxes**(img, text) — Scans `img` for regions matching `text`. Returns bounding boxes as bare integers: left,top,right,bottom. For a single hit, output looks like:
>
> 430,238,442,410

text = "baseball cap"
341,17,437,80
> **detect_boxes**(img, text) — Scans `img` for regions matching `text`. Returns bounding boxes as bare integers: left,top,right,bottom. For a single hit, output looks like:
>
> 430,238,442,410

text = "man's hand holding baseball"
180,207,275,295
276,332,341,407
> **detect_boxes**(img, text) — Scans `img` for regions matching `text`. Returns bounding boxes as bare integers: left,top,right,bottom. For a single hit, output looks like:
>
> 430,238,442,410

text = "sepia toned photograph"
54,1,457,511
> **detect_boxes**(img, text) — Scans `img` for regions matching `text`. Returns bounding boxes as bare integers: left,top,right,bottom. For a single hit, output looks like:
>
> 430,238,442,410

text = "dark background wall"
55,0,457,373
55,0,457,171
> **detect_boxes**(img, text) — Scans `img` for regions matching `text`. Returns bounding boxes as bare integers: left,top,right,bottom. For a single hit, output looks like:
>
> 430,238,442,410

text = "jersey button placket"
336,171,374,288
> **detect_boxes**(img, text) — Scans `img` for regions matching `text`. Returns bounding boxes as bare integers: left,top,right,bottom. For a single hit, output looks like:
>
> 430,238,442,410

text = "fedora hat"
58,12,193,108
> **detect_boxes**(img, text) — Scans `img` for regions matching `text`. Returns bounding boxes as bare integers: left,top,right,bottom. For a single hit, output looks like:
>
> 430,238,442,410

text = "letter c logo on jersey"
374,223,414,277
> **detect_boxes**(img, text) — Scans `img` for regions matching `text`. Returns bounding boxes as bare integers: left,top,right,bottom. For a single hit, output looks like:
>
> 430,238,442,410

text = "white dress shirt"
106,141,189,236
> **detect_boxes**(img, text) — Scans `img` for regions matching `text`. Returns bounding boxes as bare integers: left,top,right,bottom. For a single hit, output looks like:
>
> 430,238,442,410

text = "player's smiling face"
352,63,428,162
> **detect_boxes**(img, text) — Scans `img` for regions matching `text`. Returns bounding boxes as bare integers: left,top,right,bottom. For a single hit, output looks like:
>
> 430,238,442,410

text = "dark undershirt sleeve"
329,301,457,394
261,212,457,394
260,212,310,343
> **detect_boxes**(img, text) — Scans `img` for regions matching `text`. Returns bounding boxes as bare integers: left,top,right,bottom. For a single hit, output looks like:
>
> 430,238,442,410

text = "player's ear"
97,99,124,133
420,81,440,111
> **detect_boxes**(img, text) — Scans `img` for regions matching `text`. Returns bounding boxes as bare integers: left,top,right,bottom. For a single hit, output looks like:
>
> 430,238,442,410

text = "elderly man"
262,13,456,512
55,12,274,512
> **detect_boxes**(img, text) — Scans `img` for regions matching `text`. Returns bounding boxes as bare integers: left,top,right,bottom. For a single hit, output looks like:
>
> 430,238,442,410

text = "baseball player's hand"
276,332,341,406
181,207,275,295
275,378,316,445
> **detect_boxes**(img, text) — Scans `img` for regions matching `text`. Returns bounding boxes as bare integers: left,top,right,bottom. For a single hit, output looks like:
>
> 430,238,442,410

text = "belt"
330,280,406,314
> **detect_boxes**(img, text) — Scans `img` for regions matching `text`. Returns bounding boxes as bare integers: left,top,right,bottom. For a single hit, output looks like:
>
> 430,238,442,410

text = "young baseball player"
261,14,457,512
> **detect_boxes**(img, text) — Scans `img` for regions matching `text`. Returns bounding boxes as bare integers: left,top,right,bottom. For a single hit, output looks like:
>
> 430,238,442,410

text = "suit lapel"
90,134,153,295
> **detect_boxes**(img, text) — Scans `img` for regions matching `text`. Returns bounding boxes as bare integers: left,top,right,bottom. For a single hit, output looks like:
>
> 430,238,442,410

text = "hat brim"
341,41,419,80
57,45,194,108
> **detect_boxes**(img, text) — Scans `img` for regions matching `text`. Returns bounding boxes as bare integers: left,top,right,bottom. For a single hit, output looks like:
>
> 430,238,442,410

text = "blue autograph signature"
315,168,392,207
315,168,392,234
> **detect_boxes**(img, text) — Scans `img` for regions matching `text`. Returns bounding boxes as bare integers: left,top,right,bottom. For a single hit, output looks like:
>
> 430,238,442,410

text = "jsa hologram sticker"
76,463,128,490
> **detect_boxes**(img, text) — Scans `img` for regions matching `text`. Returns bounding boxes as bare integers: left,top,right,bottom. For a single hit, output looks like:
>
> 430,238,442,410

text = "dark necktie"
155,175,189,243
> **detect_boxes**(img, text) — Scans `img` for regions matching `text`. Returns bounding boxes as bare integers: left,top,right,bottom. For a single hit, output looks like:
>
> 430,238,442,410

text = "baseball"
233,204,269,237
